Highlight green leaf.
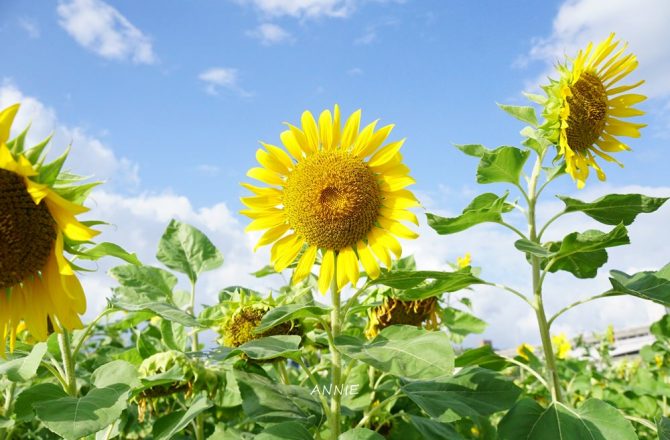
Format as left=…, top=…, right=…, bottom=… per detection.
left=78, top=242, right=141, bottom=265
left=0, top=342, right=47, bottom=382
left=156, top=219, right=224, bottom=283
left=559, top=193, right=668, bottom=226
left=34, top=385, right=131, bottom=439
left=658, top=416, right=670, bottom=440
left=514, top=239, right=552, bottom=258
left=257, top=421, right=314, bottom=440
left=371, top=268, right=485, bottom=293
left=23, top=134, right=52, bottom=164
left=455, top=345, right=509, bottom=371
left=227, top=335, right=302, bottom=360
left=477, top=146, right=531, bottom=185
left=14, top=383, right=68, bottom=422
left=234, top=370, right=324, bottom=425
left=427, top=192, right=512, bottom=235
left=91, top=360, right=140, bottom=389
left=498, top=398, right=637, bottom=440
left=544, top=224, right=630, bottom=279
left=605, top=263, right=670, bottom=307
left=109, top=265, right=177, bottom=299
left=153, top=394, right=212, bottom=440
left=406, top=415, right=464, bottom=439
left=112, top=287, right=201, bottom=327
left=36, top=147, right=70, bottom=185
left=6, top=123, right=30, bottom=154
left=497, top=104, right=539, bottom=126
left=441, top=308, right=487, bottom=337
left=402, top=367, right=521, bottom=418
left=339, top=428, right=386, bottom=439
left=454, top=144, right=490, bottom=158
left=335, top=325, right=454, bottom=380
left=523, top=92, right=547, bottom=105
left=256, top=304, right=330, bottom=334
left=160, top=319, right=188, bottom=351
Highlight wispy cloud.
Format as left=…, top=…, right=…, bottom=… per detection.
left=198, top=67, right=252, bottom=97
left=57, top=0, right=157, bottom=64
left=246, top=23, right=294, bottom=45
left=347, top=67, right=364, bottom=76
left=354, top=16, right=399, bottom=45
left=236, top=0, right=357, bottom=19
left=18, top=18, right=40, bottom=39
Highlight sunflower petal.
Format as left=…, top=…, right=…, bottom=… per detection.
left=356, top=241, right=380, bottom=279
left=292, top=245, right=318, bottom=284
left=0, top=104, right=20, bottom=145
left=341, top=109, right=361, bottom=149
left=318, top=249, right=335, bottom=294
left=368, top=139, right=405, bottom=168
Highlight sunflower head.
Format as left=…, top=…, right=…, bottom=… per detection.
left=217, top=299, right=301, bottom=348
left=516, top=342, right=535, bottom=361
left=241, top=106, right=419, bottom=294
left=0, top=103, right=100, bottom=355
left=542, top=33, right=646, bottom=188
left=551, top=332, right=572, bottom=360
left=365, top=296, right=438, bottom=339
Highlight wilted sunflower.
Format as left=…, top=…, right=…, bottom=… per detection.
left=0, top=103, right=99, bottom=354
left=365, top=296, right=438, bottom=339
left=241, top=106, right=418, bottom=293
left=219, top=304, right=300, bottom=348
left=543, top=33, right=646, bottom=188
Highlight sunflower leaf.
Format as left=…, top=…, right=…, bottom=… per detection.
left=477, top=146, right=531, bottom=185
left=256, top=304, right=330, bottom=334
left=604, top=263, right=670, bottom=307
left=454, top=144, right=491, bottom=158
left=558, top=193, right=668, bottom=226
left=497, top=104, right=539, bottom=127
left=427, top=192, right=512, bottom=235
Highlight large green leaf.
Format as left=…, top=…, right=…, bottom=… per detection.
left=339, top=428, right=385, bottom=439
left=370, top=268, right=485, bottom=293
left=111, top=287, right=201, bottom=327
left=335, top=325, right=454, bottom=380
left=406, top=415, right=464, bottom=439
left=497, top=104, right=539, bottom=127
left=498, top=398, right=637, bottom=440
left=77, top=242, right=142, bottom=265
left=558, top=193, right=668, bottom=226
left=477, top=146, right=530, bottom=185
left=256, top=421, right=314, bottom=440
left=227, top=335, right=301, bottom=360
left=0, top=343, right=47, bottom=382
left=156, top=219, right=224, bottom=283
left=234, top=370, right=324, bottom=425
left=455, top=345, right=508, bottom=371
left=256, top=304, right=330, bottom=334
left=658, top=417, right=670, bottom=440
left=441, top=308, right=487, bottom=338
left=153, top=394, right=212, bottom=440
left=109, top=264, right=177, bottom=299
left=402, top=367, right=521, bottom=419
left=542, top=224, right=630, bottom=279
left=605, top=263, right=670, bottom=306
left=14, top=384, right=68, bottom=422
left=427, top=192, right=511, bottom=235
left=454, top=144, right=491, bottom=158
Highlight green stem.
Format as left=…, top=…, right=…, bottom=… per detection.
left=537, top=211, right=566, bottom=241
left=496, top=221, right=529, bottom=240
left=72, top=308, right=116, bottom=358
left=329, top=267, right=342, bottom=440
left=297, top=358, right=331, bottom=420
left=501, top=355, right=550, bottom=391
left=548, top=293, right=614, bottom=328
left=625, top=415, right=657, bottom=432
left=277, top=360, right=290, bottom=385
left=187, top=280, right=205, bottom=440
left=356, top=391, right=402, bottom=429
left=527, top=153, right=563, bottom=403
left=484, top=282, right=534, bottom=308
left=58, top=330, right=77, bottom=396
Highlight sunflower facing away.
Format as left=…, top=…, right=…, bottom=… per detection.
left=542, top=33, right=646, bottom=188
left=241, top=106, right=419, bottom=293
left=0, top=103, right=99, bottom=354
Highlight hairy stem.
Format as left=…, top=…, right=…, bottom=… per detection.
left=58, top=329, right=77, bottom=396
left=329, top=268, right=342, bottom=439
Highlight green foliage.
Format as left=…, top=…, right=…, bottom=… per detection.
left=558, top=193, right=668, bottom=226
left=477, top=146, right=530, bottom=185
left=497, top=103, right=539, bottom=127
left=427, top=192, right=512, bottom=234
left=605, top=263, right=670, bottom=306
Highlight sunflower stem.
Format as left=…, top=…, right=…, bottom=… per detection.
left=527, top=152, right=563, bottom=403
left=329, top=267, right=342, bottom=439
left=187, top=280, right=205, bottom=440
left=58, top=329, right=77, bottom=397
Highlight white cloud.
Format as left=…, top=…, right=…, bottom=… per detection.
left=354, top=16, right=399, bottom=45
left=198, top=68, right=252, bottom=97
left=57, top=0, right=157, bottom=64
left=0, top=80, right=139, bottom=188
left=525, top=0, right=670, bottom=99
left=347, top=67, right=364, bottom=76
left=247, top=23, right=294, bottom=45
left=237, top=0, right=357, bottom=19
left=18, top=18, right=40, bottom=39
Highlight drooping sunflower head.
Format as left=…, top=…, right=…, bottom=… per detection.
left=241, top=106, right=419, bottom=293
left=542, top=33, right=646, bottom=188
left=0, top=103, right=100, bottom=355
left=365, top=296, right=438, bottom=339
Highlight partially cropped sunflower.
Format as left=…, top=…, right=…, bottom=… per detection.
left=542, top=33, right=646, bottom=188
left=241, top=106, right=418, bottom=293
left=0, top=104, right=99, bottom=354
left=365, top=296, right=438, bottom=339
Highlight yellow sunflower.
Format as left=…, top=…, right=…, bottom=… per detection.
left=241, top=106, right=419, bottom=293
left=542, top=33, right=646, bottom=188
left=0, top=103, right=99, bottom=354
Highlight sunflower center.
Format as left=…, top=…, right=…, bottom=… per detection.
left=565, top=71, right=608, bottom=151
left=0, top=168, right=56, bottom=289
left=283, top=151, right=381, bottom=250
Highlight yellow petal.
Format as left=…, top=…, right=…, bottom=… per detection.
left=0, top=144, right=36, bottom=177
left=340, top=247, right=360, bottom=288
left=380, top=207, right=418, bottom=225
left=54, top=232, right=74, bottom=276
left=240, top=207, right=282, bottom=219
left=44, top=190, right=99, bottom=242
left=369, top=227, right=403, bottom=257
left=380, top=174, right=416, bottom=192
left=292, top=245, right=318, bottom=284
left=608, top=106, right=645, bottom=117
left=605, top=121, right=644, bottom=138
left=352, top=120, right=378, bottom=155
left=247, top=167, right=284, bottom=186
left=332, top=105, right=341, bottom=149
left=0, top=104, right=20, bottom=145
left=241, top=182, right=282, bottom=197
left=270, top=233, right=298, bottom=263
left=341, top=109, right=361, bottom=149
left=256, top=148, right=289, bottom=175
left=368, top=138, right=405, bottom=168
left=356, top=241, right=380, bottom=279
left=356, top=124, right=394, bottom=158
left=301, top=111, right=319, bottom=152
left=240, top=195, right=281, bottom=209
left=336, top=251, right=349, bottom=290
left=245, top=214, right=285, bottom=232
left=25, top=179, right=50, bottom=204
left=280, top=130, right=304, bottom=160
left=318, top=249, right=335, bottom=294
left=274, top=237, right=304, bottom=272
left=382, top=189, right=420, bottom=209
left=608, top=94, right=646, bottom=107
left=607, top=80, right=644, bottom=96
left=262, top=142, right=294, bottom=171
left=319, top=110, right=333, bottom=151
left=254, top=223, right=289, bottom=250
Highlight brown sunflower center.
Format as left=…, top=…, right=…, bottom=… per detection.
left=283, top=151, right=381, bottom=250
left=0, top=168, right=56, bottom=289
left=565, top=71, right=608, bottom=151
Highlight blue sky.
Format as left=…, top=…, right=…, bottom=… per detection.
left=1, top=0, right=669, bottom=348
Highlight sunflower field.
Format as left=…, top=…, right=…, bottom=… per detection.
left=2, top=32, right=670, bottom=440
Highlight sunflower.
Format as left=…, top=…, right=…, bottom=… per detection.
left=241, top=106, right=419, bottom=293
left=542, top=33, right=646, bottom=188
left=365, top=296, right=438, bottom=339
left=0, top=103, right=99, bottom=354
